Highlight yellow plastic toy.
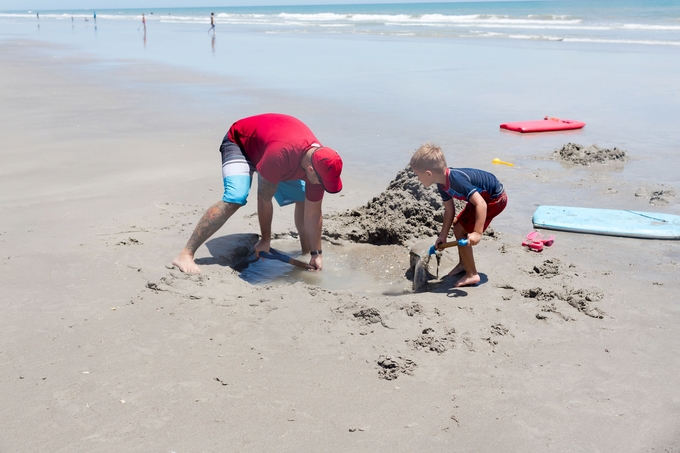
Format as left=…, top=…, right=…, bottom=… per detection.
left=492, top=158, right=514, bottom=167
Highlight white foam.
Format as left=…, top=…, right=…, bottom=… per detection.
left=465, top=31, right=679, bottom=45
left=564, top=37, right=680, bottom=46
left=621, top=23, right=680, bottom=31
left=271, top=12, right=582, bottom=27
left=0, top=13, right=40, bottom=18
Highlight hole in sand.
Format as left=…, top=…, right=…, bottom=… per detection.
left=238, top=240, right=412, bottom=295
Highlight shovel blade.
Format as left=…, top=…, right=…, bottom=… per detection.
left=409, top=240, right=438, bottom=292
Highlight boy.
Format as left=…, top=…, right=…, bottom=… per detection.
left=410, top=143, right=507, bottom=287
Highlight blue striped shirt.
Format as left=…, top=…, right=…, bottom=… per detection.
left=437, top=168, right=504, bottom=203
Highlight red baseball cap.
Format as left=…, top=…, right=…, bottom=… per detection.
left=312, top=147, right=343, bottom=194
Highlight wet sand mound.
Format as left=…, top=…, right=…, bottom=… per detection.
left=377, top=355, right=417, bottom=380
left=635, top=186, right=677, bottom=206
left=324, top=167, right=464, bottom=246
left=522, top=286, right=605, bottom=319
left=553, top=143, right=628, bottom=166
left=406, top=326, right=457, bottom=354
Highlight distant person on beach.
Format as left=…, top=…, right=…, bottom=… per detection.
left=209, top=12, right=215, bottom=32
left=172, top=113, right=344, bottom=274
left=410, top=143, right=507, bottom=287
left=93, top=11, right=96, bottom=22
left=142, top=13, right=146, bottom=31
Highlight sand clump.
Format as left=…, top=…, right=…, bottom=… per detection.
left=531, top=258, right=574, bottom=279
left=406, top=326, right=457, bottom=354
left=377, top=355, right=417, bottom=380
left=353, top=307, right=383, bottom=325
left=522, top=286, right=605, bottom=319
left=324, top=167, right=465, bottom=246
left=635, top=186, right=676, bottom=206
left=399, top=302, right=423, bottom=317
left=552, top=143, right=628, bottom=166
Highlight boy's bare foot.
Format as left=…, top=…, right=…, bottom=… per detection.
left=172, top=251, right=201, bottom=274
left=447, top=263, right=465, bottom=276
left=455, top=274, right=480, bottom=287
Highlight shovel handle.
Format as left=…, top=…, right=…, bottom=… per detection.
left=288, top=257, right=316, bottom=270
left=437, top=238, right=469, bottom=250
left=259, top=249, right=315, bottom=270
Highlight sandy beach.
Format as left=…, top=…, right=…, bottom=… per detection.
left=1, top=31, right=680, bottom=453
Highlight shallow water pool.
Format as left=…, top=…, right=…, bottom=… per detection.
left=238, top=240, right=413, bottom=295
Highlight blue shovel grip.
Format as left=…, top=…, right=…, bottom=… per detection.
left=258, top=249, right=289, bottom=263
left=429, top=238, right=469, bottom=255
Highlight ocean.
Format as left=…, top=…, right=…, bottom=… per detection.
left=1, top=1, right=679, bottom=205
left=3, top=1, right=680, bottom=46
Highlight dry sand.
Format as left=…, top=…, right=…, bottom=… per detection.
left=2, top=41, right=680, bottom=452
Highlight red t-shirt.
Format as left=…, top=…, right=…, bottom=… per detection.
left=226, top=113, right=324, bottom=202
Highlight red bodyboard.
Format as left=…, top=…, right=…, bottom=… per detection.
left=500, top=118, right=585, bottom=133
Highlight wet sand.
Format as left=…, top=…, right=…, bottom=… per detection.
left=1, top=40, right=680, bottom=452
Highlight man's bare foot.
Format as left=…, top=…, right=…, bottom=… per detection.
left=447, top=263, right=465, bottom=276
left=455, top=273, right=480, bottom=287
left=172, top=251, right=201, bottom=274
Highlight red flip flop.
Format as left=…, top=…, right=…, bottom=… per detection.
left=521, top=239, right=543, bottom=252
left=526, top=231, right=555, bottom=247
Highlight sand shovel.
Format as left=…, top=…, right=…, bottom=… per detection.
left=410, top=238, right=468, bottom=292
left=259, top=248, right=316, bottom=270
left=427, top=238, right=469, bottom=257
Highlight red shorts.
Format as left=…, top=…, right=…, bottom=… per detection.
left=456, top=191, right=507, bottom=234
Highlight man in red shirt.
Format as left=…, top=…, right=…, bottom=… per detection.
left=172, top=113, right=343, bottom=274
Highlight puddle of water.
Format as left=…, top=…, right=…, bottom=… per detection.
left=238, top=240, right=412, bottom=295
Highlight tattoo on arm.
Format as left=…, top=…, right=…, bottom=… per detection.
left=258, top=174, right=278, bottom=201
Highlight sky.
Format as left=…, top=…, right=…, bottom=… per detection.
left=1, top=0, right=505, bottom=13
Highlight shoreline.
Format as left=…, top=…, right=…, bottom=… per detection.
left=1, top=38, right=680, bottom=452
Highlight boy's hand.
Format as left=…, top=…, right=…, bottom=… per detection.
left=468, top=232, right=482, bottom=246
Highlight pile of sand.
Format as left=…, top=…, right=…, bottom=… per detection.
left=552, top=143, right=628, bottom=165
left=323, top=167, right=465, bottom=245
left=635, top=186, right=676, bottom=206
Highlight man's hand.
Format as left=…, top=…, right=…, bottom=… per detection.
left=254, top=238, right=271, bottom=259
left=309, top=253, right=323, bottom=271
